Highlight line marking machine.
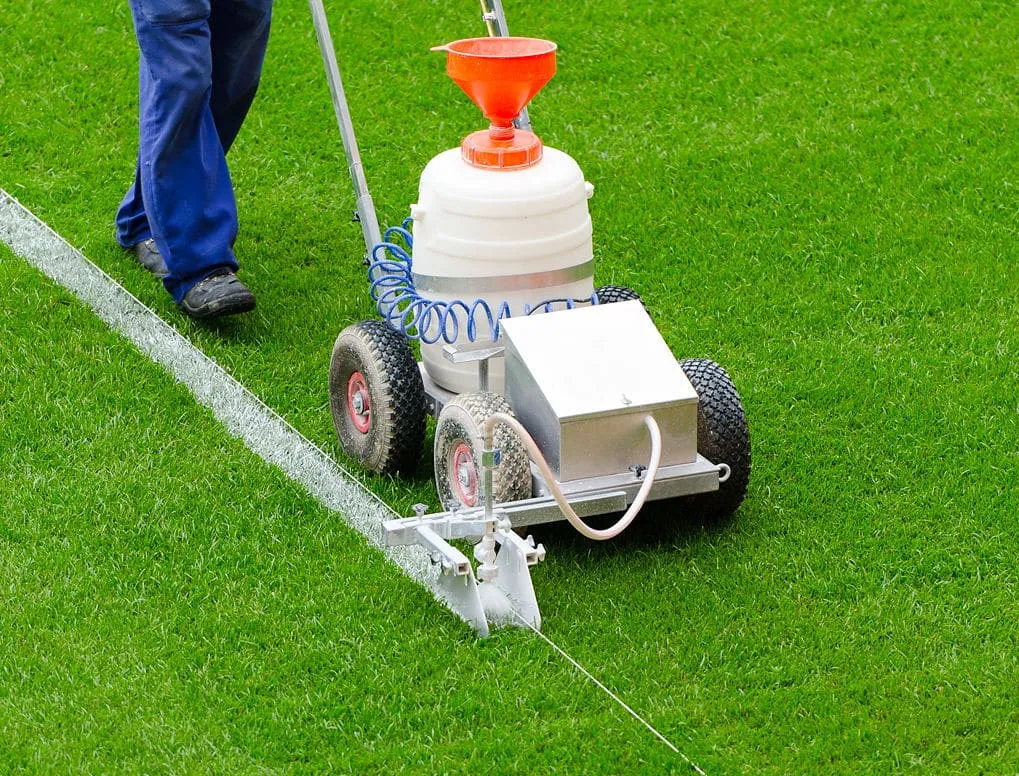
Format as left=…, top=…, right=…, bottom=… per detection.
left=309, top=0, right=751, bottom=636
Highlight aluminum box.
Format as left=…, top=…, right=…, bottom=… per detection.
left=501, top=300, right=698, bottom=482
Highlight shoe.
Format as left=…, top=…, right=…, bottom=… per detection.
left=130, top=238, right=169, bottom=277
left=179, top=269, right=256, bottom=320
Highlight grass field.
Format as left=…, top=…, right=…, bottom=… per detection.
left=3, top=0, right=1019, bottom=772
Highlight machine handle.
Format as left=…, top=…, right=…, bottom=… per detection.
left=307, top=0, right=383, bottom=257
left=308, top=0, right=531, bottom=259
left=478, top=0, right=533, bottom=132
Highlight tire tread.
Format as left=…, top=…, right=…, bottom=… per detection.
left=679, top=358, right=751, bottom=520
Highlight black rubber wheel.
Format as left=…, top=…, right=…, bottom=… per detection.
left=679, top=358, right=751, bottom=521
left=329, top=320, right=427, bottom=475
left=595, top=284, right=645, bottom=309
left=434, top=392, right=532, bottom=512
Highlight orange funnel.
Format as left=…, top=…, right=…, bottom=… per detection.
left=433, top=37, right=557, bottom=169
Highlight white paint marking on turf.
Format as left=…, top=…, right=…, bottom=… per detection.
left=0, top=189, right=691, bottom=761
left=0, top=190, right=440, bottom=596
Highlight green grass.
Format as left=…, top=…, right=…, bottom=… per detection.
left=3, top=0, right=1019, bottom=772
left=0, top=252, right=681, bottom=773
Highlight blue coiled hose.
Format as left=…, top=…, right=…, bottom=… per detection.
left=368, top=219, right=598, bottom=345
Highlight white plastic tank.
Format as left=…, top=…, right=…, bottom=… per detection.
left=411, top=145, right=595, bottom=394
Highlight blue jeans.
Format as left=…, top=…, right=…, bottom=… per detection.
left=116, top=0, right=273, bottom=303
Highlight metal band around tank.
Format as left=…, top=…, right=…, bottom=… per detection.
left=412, top=259, right=594, bottom=295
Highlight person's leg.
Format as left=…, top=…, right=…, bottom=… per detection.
left=116, top=155, right=169, bottom=277
left=208, top=0, right=274, bottom=153
left=114, top=162, right=150, bottom=248
left=121, top=0, right=272, bottom=249
left=125, top=0, right=241, bottom=304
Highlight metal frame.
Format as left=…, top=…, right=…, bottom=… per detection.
left=395, top=338, right=726, bottom=632
left=388, top=453, right=722, bottom=532
left=381, top=440, right=725, bottom=633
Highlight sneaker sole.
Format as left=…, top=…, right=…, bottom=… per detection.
left=180, top=291, right=256, bottom=320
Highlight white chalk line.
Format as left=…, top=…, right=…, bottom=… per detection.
left=0, top=188, right=698, bottom=765
left=0, top=189, right=438, bottom=590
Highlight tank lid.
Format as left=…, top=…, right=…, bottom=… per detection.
left=432, top=37, right=556, bottom=170
left=459, top=128, right=543, bottom=169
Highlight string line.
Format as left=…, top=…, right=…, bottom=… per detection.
left=512, top=611, right=706, bottom=775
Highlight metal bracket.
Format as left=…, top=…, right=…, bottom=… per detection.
left=381, top=509, right=545, bottom=635
left=383, top=512, right=495, bottom=548
left=484, top=530, right=544, bottom=629
left=442, top=343, right=505, bottom=392
left=441, top=344, right=505, bottom=364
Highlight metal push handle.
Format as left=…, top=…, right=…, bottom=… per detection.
left=307, top=0, right=382, bottom=257
left=479, top=0, right=533, bottom=131
left=308, top=0, right=531, bottom=258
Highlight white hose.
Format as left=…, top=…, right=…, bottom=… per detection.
left=484, top=412, right=663, bottom=541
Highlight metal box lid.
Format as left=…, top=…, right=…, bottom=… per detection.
left=500, top=300, right=697, bottom=421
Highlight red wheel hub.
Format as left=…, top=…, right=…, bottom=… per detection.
left=346, top=372, right=371, bottom=434
left=451, top=442, right=478, bottom=507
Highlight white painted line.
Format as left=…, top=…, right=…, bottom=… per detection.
left=0, top=189, right=691, bottom=760
left=0, top=189, right=444, bottom=606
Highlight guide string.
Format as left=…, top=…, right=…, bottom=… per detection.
left=511, top=610, right=706, bottom=775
